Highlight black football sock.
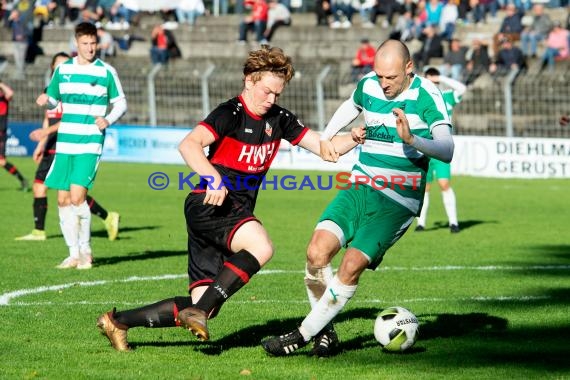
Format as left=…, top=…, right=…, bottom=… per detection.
left=86, top=195, right=108, bottom=220
left=4, top=162, right=26, bottom=182
left=113, top=297, right=192, bottom=328
left=194, top=250, right=261, bottom=317
left=33, top=197, right=48, bottom=230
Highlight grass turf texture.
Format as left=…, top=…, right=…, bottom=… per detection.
left=1, top=158, right=569, bottom=379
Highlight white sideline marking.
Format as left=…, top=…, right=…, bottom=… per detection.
left=5, top=295, right=552, bottom=307
left=1, top=265, right=569, bottom=306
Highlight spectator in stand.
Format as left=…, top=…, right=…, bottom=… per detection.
left=425, top=0, right=443, bottom=28
left=66, top=0, right=86, bottom=24
left=566, top=5, right=570, bottom=57
left=315, top=0, right=331, bottom=26
left=412, top=0, right=428, bottom=38
left=520, top=3, right=552, bottom=58
left=369, top=0, right=401, bottom=29
left=539, top=21, right=570, bottom=72
left=53, top=0, right=69, bottom=26
left=473, top=0, right=497, bottom=25
left=350, top=37, right=375, bottom=83
left=118, top=0, right=139, bottom=26
left=492, top=3, right=523, bottom=57
left=412, top=25, right=444, bottom=71
left=176, top=0, right=205, bottom=27
left=359, top=0, right=376, bottom=28
left=389, top=10, right=415, bottom=41
left=330, top=0, right=356, bottom=29
left=96, top=21, right=114, bottom=59
left=490, top=37, right=526, bottom=76
left=389, top=0, right=418, bottom=39
left=150, top=24, right=169, bottom=65
left=238, top=0, right=269, bottom=44
left=441, top=38, right=468, bottom=82
left=457, top=0, right=470, bottom=23
left=264, top=0, right=291, bottom=42
left=464, top=38, right=490, bottom=85
left=97, top=0, right=120, bottom=24
left=79, top=0, right=100, bottom=24
left=9, top=0, right=35, bottom=79
left=439, top=0, right=458, bottom=41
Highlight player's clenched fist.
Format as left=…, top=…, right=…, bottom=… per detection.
left=36, top=93, right=49, bottom=107
left=203, top=187, right=228, bottom=206
left=320, top=140, right=339, bottom=162
left=351, top=126, right=366, bottom=144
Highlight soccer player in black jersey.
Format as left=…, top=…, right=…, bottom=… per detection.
left=96, top=45, right=355, bottom=351
left=15, top=52, right=120, bottom=248
left=0, top=80, right=29, bottom=191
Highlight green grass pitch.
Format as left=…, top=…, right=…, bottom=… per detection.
left=1, top=157, right=569, bottom=379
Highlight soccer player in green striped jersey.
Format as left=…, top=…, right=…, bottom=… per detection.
left=35, top=22, right=127, bottom=270
left=415, top=66, right=465, bottom=234
left=262, top=39, right=455, bottom=357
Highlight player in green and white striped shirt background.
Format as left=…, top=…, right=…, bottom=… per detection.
left=415, top=66, right=465, bottom=234
left=36, top=22, right=127, bottom=270
left=262, top=39, right=455, bottom=357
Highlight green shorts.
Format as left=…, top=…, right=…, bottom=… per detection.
left=318, top=184, right=415, bottom=270
left=44, top=153, right=100, bottom=190
left=426, top=159, right=451, bottom=182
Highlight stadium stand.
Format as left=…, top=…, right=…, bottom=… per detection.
left=0, top=4, right=568, bottom=136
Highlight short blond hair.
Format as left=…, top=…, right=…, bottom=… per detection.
left=243, top=46, right=295, bottom=84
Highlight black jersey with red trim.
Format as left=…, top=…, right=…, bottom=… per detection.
left=44, top=102, right=63, bottom=154
left=0, top=93, right=9, bottom=130
left=196, top=95, right=309, bottom=209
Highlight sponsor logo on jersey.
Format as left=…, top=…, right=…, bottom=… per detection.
left=245, top=128, right=253, bottom=133
left=237, top=141, right=277, bottom=168
left=366, top=124, right=394, bottom=143
left=63, top=74, right=72, bottom=82
left=265, top=122, right=272, bottom=137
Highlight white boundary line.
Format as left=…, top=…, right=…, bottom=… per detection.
left=6, top=295, right=550, bottom=307
left=1, top=265, right=568, bottom=306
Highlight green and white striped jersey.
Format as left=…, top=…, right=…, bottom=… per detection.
left=441, top=89, right=462, bottom=117
left=46, top=57, right=125, bottom=156
left=350, top=72, right=451, bottom=213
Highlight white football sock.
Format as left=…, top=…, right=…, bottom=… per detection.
left=304, top=263, right=334, bottom=308
left=417, top=191, right=430, bottom=227
left=442, top=188, right=458, bottom=225
left=299, top=275, right=357, bottom=341
left=72, top=201, right=92, bottom=252
left=58, top=205, right=79, bottom=258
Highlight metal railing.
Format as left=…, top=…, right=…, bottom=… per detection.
left=4, top=60, right=570, bottom=137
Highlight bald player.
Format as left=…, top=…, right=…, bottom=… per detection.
left=262, top=39, right=455, bottom=357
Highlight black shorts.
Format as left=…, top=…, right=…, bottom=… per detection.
left=35, top=153, right=55, bottom=183
left=184, top=191, right=258, bottom=291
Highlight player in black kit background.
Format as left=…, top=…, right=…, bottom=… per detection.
left=96, top=45, right=356, bottom=351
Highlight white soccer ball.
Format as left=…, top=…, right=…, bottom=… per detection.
left=374, top=306, right=419, bottom=352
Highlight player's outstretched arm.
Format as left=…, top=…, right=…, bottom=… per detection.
left=297, top=129, right=321, bottom=156
left=331, top=133, right=358, bottom=155
left=317, top=98, right=361, bottom=162
left=438, top=75, right=467, bottom=97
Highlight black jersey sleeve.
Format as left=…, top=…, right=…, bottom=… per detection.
left=201, top=100, right=241, bottom=141
left=279, top=109, right=309, bottom=146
